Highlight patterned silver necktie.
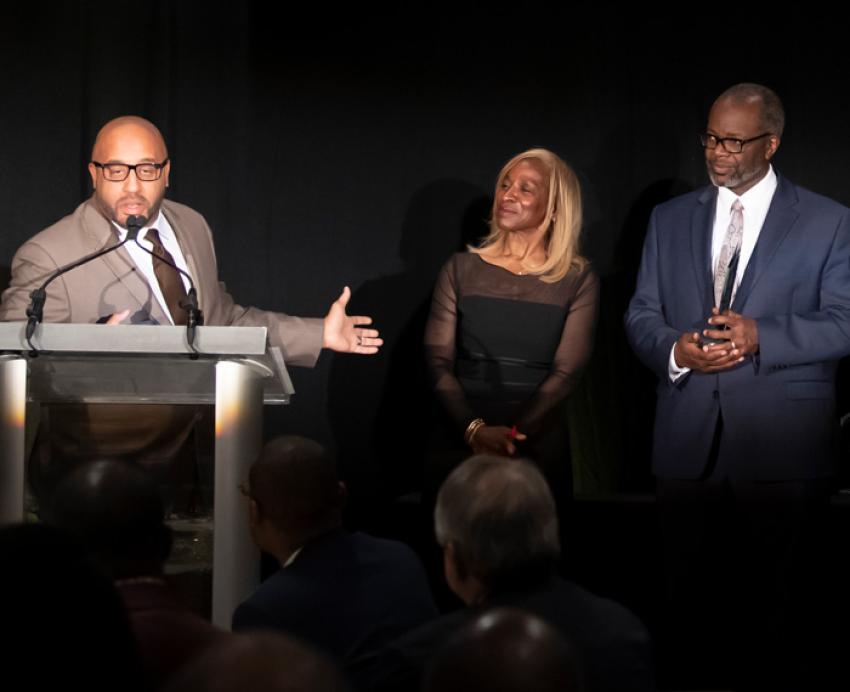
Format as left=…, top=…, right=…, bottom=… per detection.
left=714, top=199, right=744, bottom=307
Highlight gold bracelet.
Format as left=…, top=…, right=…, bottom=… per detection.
left=464, top=418, right=485, bottom=446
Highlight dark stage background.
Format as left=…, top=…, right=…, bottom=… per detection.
left=3, top=5, right=850, bottom=514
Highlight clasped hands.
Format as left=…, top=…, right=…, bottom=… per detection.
left=673, top=308, right=758, bottom=373
left=470, top=425, right=528, bottom=457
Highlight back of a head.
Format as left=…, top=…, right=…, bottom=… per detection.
left=0, top=523, right=149, bottom=691
left=434, top=455, right=560, bottom=592
left=424, top=607, right=584, bottom=692
left=250, top=435, right=344, bottom=532
left=164, top=631, right=349, bottom=692
left=48, top=458, right=170, bottom=578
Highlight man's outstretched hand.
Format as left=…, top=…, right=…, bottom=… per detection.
left=323, top=286, right=382, bottom=354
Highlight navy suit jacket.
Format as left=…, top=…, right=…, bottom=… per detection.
left=231, top=529, right=438, bottom=663
left=357, top=574, right=654, bottom=692
left=626, top=174, right=850, bottom=481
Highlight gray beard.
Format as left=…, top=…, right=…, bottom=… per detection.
left=707, top=169, right=743, bottom=190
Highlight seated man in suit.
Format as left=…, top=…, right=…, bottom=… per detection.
left=0, top=115, right=382, bottom=506
left=47, top=458, right=229, bottom=687
left=232, top=435, right=438, bottom=665
left=359, top=455, right=654, bottom=692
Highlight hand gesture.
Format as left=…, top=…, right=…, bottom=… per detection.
left=322, top=286, right=383, bottom=354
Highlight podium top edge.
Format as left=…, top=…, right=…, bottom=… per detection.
left=0, top=323, right=268, bottom=355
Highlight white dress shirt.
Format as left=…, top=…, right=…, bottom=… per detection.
left=113, top=211, right=193, bottom=325
left=668, top=165, right=778, bottom=380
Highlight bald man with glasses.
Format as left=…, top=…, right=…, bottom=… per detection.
left=626, top=83, right=850, bottom=689
left=0, top=116, right=381, bottom=503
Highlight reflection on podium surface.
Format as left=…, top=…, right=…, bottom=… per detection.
left=21, top=408, right=219, bottom=620
left=167, top=516, right=215, bottom=619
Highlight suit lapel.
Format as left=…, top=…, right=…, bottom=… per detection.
left=690, top=186, right=717, bottom=313
left=732, top=175, right=799, bottom=312
left=80, top=200, right=169, bottom=323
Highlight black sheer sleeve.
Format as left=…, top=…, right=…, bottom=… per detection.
left=515, top=267, right=599, bottom=435
left=424, top=256, right=476, bottom=432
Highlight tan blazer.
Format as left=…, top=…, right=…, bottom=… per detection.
left=0, top=198, right=324, bottom=492
left=0, top=198, right=324, bottom=366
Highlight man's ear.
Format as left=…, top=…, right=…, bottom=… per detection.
left=444, top=541, right=484, bottom=605
left=249, top=498, right=262, bottom=528
left=445, top=541, right=467, bottom=581
left=765, top=134, right=781, bottom=160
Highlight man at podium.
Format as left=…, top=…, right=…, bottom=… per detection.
left=0, top=116, right=381, bottom=506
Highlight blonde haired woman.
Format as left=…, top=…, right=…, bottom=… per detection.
left=425, top=148, right=599, bottom=500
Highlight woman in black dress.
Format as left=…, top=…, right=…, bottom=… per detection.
left=424, top=148, right=598, bottom=503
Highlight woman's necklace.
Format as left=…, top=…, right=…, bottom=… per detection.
left=506, top=255, right=543, bottom=276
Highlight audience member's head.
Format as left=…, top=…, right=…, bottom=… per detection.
left=434, top=455, right=560, bottom=603
left=48, top=458, right=171, bottom=579
left=244, top=436, right=345, bottom=562
left=0, top=522, right=149, bottom=691
left=423, top=607, right=584, bottom=692
left=163, top=631, right=349, bottom=692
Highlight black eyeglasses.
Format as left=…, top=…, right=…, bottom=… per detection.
left=91, top=159, right=169, bottom=182
left=699, top=133, right=771, bottom=154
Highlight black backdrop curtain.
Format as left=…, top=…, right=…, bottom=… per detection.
left=3, top=5, right=849, bottom=513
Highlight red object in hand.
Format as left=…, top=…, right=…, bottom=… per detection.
left=508, top=425, right=518, bottom=440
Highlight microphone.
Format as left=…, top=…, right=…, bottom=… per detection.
left=25, top=214, right=147, bottom=354
left=130, top=219, right=204, bottom=354
left=126, top=215, right=147, bottom=233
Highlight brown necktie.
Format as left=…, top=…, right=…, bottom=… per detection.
left=146, top=229, right=189, bottom=325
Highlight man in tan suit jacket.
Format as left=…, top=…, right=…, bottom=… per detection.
left=0, top=116, right=381, bottom=504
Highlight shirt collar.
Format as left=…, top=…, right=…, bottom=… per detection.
left=282, top=547, right=303, bottom=568
left=113, top=210, right=173, bottom=243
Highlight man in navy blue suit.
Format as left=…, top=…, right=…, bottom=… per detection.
left=232, top=436, right=437, bottom=668
left=626, top=83, right=850, bottom=689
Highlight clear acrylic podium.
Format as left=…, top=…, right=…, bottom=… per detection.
left=0, top=322, right=293, bottom=628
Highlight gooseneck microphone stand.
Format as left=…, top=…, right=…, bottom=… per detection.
left=130, top=224, right=204, bottom=355
left=24, top=215, right=147, bottom=355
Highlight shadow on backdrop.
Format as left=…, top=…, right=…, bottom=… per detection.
left=327, top=179, right=490, bottom=531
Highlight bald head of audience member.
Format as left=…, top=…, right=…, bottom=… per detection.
left=49, top=458, right=171, bottom=580
left=423, top=607, right=584, bottom=692
left=434, top=455, right=560, bottom=604
left=88, top=115, right=171, bottom=228
left=245, top=436, right=346, bottom=565
left=163, top=631, right=349, bottom=692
